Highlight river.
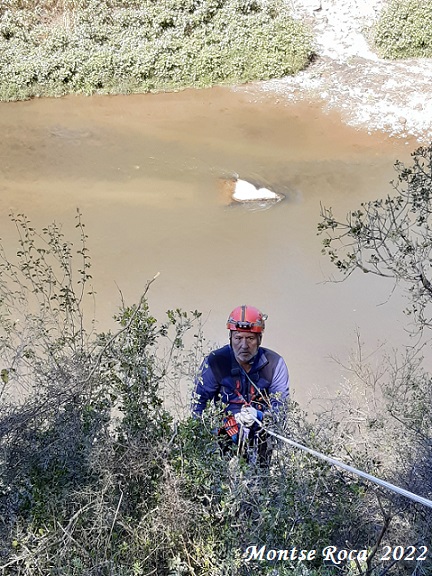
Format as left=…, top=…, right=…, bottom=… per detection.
left=0, top=86, right=422, bottom=409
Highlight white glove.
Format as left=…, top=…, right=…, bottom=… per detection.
left=235, top=406, right=258, bottom=427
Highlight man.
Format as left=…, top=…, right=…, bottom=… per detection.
left=192, top=305, right=289, bottom=464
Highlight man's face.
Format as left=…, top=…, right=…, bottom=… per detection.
left=231, top=331, right=260, bottom=365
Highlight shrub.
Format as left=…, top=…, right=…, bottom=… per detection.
left=372, top=0, right=432, bottom=59
left=0, top=0, right=314, bottom=100
left=318, top=144, right=432, bottom=331
left=1, top=211, right=431, bottom=575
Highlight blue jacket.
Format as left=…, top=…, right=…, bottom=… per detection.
left=192, top=344, right=289, bottom=417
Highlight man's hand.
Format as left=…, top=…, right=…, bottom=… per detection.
left=235, top=406, right=260, bottom=427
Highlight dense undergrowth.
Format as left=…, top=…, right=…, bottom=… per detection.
left=0, top=206, right=431, bottom=575
left=1, top=0, right=432, bottom=101
left=0, top=0, right=313, bottom=101
left=372, top=0, right=432, bottom=59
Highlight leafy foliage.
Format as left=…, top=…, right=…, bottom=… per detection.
left=317, top=143, right=432, bottom=573
left=319, top=144, right=432, bottom=331
left=0, top=0, right=314, bottom=100
left=1, top=212, right=431, bottom=575
left=372, top=0, right=432, bottom=59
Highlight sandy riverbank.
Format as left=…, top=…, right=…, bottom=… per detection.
left=238, top=0, right=432, bottom=143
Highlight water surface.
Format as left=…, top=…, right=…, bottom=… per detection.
left=0, top=87, right=421, bottom=408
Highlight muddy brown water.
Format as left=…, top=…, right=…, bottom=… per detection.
left=0, top=86, right=424, bottom=410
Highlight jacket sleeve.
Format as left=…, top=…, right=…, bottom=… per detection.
left=268, top=357, right=289, bottom=411
left=191, top=356, right=220, bottom=416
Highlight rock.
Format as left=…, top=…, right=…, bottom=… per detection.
left=232, top=179, right=284, bottom=203
left=218, top=177, right=284, bottom=208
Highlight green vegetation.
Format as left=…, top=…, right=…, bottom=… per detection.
left=372, top=0, right=432, bottom=59
left=1, top=194, right=432, bottom=574
left=317, top=143, right=432, bottom=573
left=319, top=144, right=432, bottom=332
left=0, top=0, right=313, bottom=101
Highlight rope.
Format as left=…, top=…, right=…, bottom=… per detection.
left=255, top=418, right=432, bottom=510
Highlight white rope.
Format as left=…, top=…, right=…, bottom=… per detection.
left=256, top=419, right=432, bottom=510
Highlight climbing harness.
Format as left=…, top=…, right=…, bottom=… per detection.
left=254, top=417, right=432, bottom=510
left=223, top=414, right=239, bottom=438
left=242, top=368, right=272, bottom=410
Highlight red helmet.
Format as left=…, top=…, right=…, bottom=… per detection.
left=227, top=305, right=266, bottom=333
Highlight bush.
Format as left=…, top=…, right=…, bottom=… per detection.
left=0, top=0, right=314, bottom=100
left=318, top=144, right=432, bottom=331
left=1, top=211, right=432, bottom=575
left=372, top=0, right=432, bottom=59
